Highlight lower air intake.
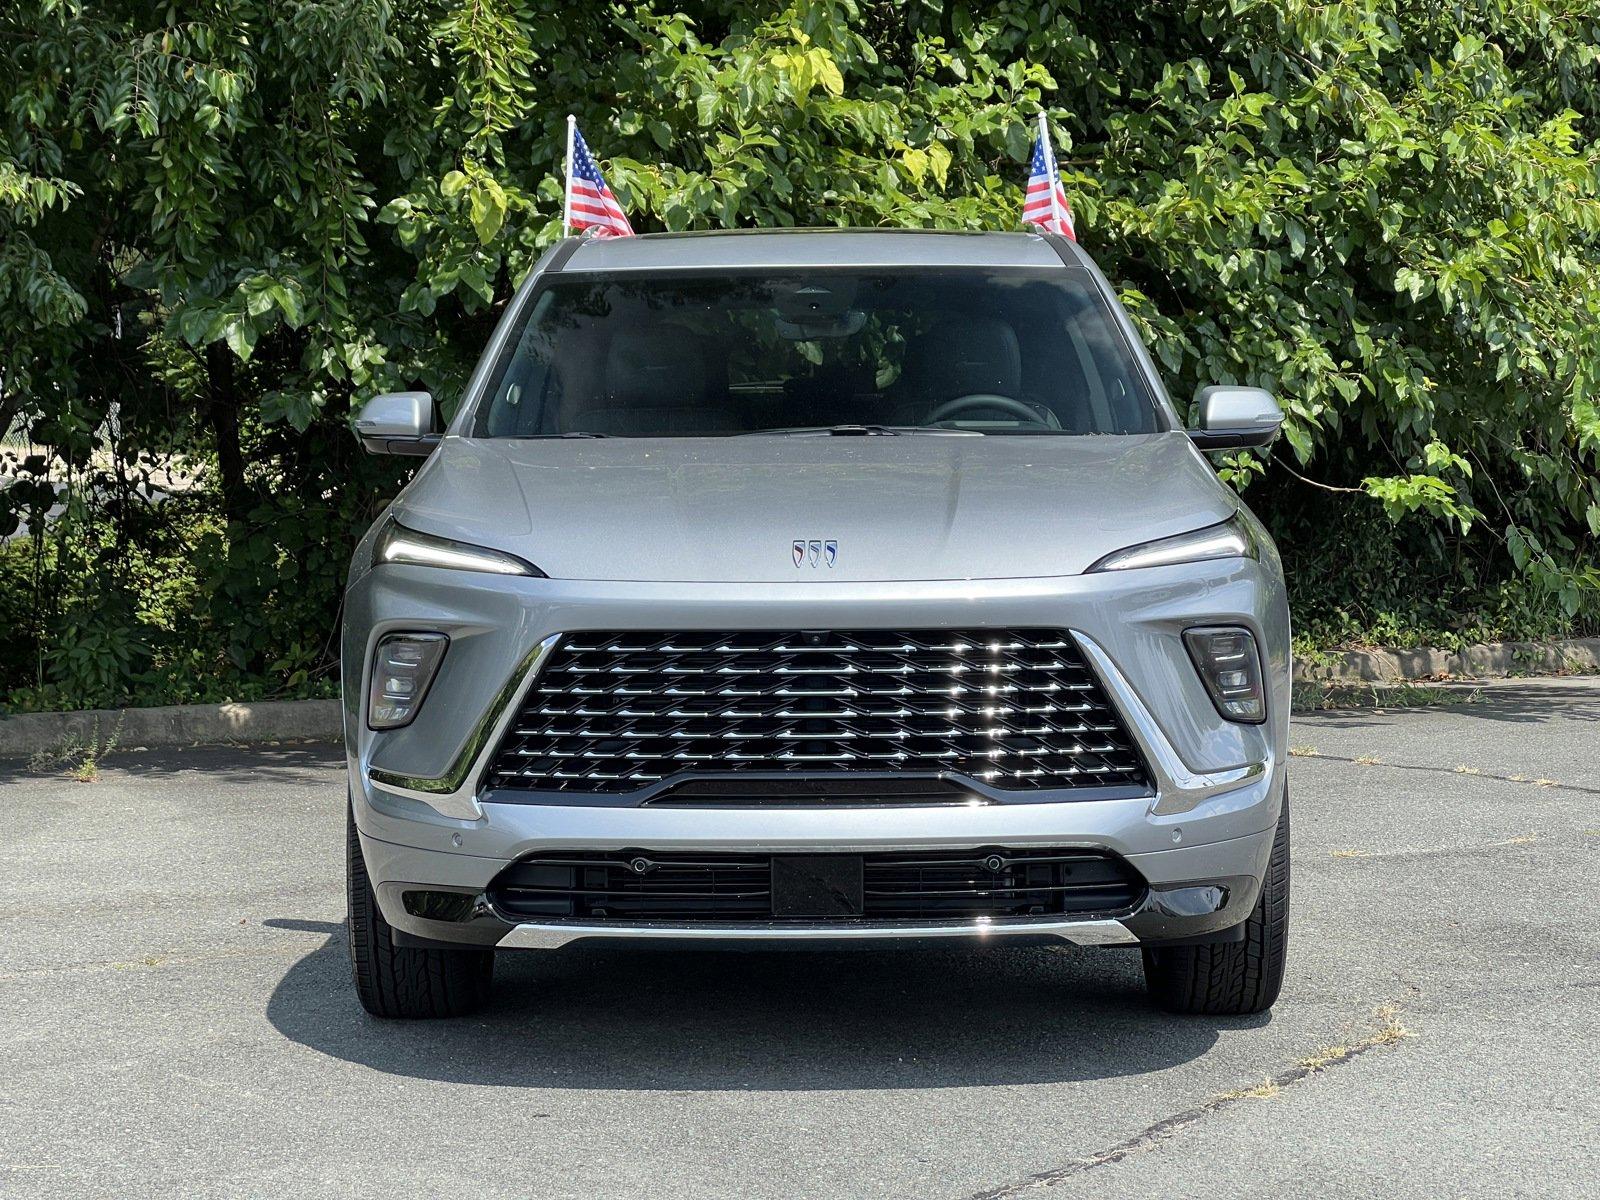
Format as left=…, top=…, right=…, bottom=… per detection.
left=486, top=849, right=1145, bottom=924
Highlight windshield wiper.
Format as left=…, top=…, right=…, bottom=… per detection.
left=738, top=424, right=980, bottom=437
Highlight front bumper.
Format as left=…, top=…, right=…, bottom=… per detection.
left=344, top=557, right=1290, bottom=950
left=356, top=743, right=1280, bottom=949
left=360, top=813, right=1273, bottom=951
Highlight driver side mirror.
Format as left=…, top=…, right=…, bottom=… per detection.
left=1187, top=386, right=1284, bottom=452
left=354, top=392, right=440, bottom=457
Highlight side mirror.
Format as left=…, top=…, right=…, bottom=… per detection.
left=354, top=392, right=440, bottom=457
left=1187, top=385, right=1284, bottom=452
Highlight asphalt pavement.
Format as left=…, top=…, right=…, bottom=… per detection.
left=3, top=680, right=1597, bottom=1198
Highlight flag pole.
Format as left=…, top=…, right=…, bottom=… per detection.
left=1037, top=110, right=1061, bottom=231
left=562, top=114, right=576, bottom=238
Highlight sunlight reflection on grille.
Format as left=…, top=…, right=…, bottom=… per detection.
left=486, top=629, right=1150, bottom=794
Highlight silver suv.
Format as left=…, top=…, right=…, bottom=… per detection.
left=343, top=229, right=1291, bottom=1019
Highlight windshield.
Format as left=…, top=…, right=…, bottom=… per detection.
left=473, top=267, right=1163, bottom=437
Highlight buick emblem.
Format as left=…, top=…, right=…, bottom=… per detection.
left=793, top=538, right=838, bottom=568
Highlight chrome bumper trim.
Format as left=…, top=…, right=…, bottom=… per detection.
left=368, top=633, right=563, bottom=820
left=496, top=915, right=1139, bottom=950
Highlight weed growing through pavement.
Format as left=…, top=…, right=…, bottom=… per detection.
left=1207, top=1005, right=1414, bottom=1111
left=1297, top=1006, right=1413, bottom=1073
left=1215, top=1080, right=1281, bottom=1102
left=27, top=713, right=124, bottom=783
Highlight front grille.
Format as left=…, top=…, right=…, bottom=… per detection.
left=485, top=629, right=1149, bottom=794
left=486, top=849, right=1145, bottom=923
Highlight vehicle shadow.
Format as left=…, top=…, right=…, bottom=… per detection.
left=264, top=919, right=1262, bottom=1091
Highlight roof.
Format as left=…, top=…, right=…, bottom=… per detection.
left=560, top=228, right=1083, bottom=272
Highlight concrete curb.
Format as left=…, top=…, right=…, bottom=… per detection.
left=3, top=637, right=1597, bottom=759
left=0, top=699, right=342, bottom=760
left=1292, top=638, right=1600, bottom=684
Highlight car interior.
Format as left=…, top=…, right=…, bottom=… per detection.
left=479, top=271, right=1160, bottom=437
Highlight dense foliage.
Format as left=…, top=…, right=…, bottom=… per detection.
left=3, top=0, right=1598, bottom=709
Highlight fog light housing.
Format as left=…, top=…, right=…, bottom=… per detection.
left=367, top=632, right=449, bottom=730
left=1183, top=626, right=1266, bottom=724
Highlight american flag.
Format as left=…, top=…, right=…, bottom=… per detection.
left=565, top=120, right=634, bottom=238
left=1022, top=117, right=1075, bottom=241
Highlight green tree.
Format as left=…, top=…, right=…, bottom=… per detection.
left=2, top=0, right=1597, bottom=708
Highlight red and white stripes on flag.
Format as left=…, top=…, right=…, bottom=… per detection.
left=563, top=115, right=634, bottom=238
left=1022, top=112, right=1076, bottom=241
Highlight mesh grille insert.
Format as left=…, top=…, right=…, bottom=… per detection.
left=486, top=629, right=1149, bottom=794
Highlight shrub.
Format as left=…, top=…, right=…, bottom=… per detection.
left=2, top=1, right=1597, bottom=707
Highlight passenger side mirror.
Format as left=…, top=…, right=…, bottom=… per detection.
left=354, top=392, right=440, bottom=457
left=1187, top=386, right=1284, bottom=452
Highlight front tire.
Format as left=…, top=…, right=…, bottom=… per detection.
left=1142, top=791, right=1290, bottom=1015
left=346, top=803, right=493, bottom=1018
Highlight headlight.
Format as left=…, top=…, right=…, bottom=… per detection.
left=1087, top=515, right=1257, bottom=573
left=372, top=518, right=544, bottom=577
left=367, top=632, right=449, bottom=729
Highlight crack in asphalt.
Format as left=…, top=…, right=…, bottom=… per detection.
left=1293, top=751, right=1600, bottom=796
left=964, top=1004, right=1415, bottom=1199
left=1326, top=834, right=1546, bottom=863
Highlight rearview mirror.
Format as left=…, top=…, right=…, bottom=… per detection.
left=354, top=392, right=440, bottom=457
left=1187, top=386, right=1284, bottom=452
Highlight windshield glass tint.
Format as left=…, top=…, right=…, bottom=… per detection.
left=474, top=268, right=1162, bottom=437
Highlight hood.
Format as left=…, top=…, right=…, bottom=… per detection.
left=397, top=431, right=1236, bottom=583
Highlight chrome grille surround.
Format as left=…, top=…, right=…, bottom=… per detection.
left=484, top=629, right=1151, bottom=795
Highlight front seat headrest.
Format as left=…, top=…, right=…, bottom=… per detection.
left=900, top=316, right=1023, bottom=401
left=558, top=325, right=735, bottom=435
left=602, top=328, right=709, bottom=411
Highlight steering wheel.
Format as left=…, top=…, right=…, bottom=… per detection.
left=926, top=394, right=1054, bottom=427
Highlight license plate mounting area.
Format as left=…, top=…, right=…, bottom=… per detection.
left=770, top=855, right=864, bottom=917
